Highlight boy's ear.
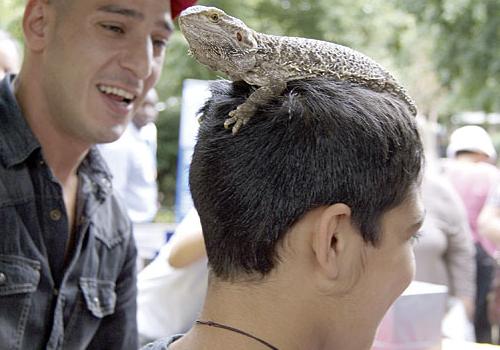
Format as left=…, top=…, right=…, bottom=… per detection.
left=312, top=203, right=352, bottom=280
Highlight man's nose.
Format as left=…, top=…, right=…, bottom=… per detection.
left=120, top=38, right=154, bottom=80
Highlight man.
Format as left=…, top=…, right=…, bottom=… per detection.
left=0, top=0, right=194, bottom=349
left=99, top=88, right=161, bottom=223
left=0, top=29, right=21, bottom=79
left=443, top=125, right=499, bottom=343
left=413, top=171, right=476, bottom=340
left=144, top=78, right=425, bottom=350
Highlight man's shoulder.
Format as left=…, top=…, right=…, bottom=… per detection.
left=0, top=76, right=39, bottom=168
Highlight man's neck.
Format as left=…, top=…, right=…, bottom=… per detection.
left=13, top=71, right=89, bottom=182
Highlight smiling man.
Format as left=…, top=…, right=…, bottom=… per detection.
left=0, top=0, right=194, bottom=349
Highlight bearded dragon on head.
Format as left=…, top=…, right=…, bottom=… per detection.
left=179, top=5, right=417, bottom=134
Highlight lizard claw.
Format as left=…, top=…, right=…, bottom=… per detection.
left=231, top=119, right=244, bottom=134
left=224, top=109, right=250, bottom=134
left=224, top=116, right=242, bottom=134
left=224, top=116, right=236, bottom=129
left=224, top=109, right=239, bottom=130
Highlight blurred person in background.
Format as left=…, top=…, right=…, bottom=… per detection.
left=413, top=117, right=476, bottom=340
left=99, top=88, right=161, bottom=223
left=137, top=208, right=208, bottom=345
left=0, top=29, right=21, bottom=78
left=441, top=125, right=500, bottom=343
left=413, top=172, right=476, bottom=340
left=479, top=183, right=500, bottom=256
left=478, top=182, right=500, bottom=344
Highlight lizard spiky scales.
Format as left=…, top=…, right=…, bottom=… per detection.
left=179, top=5, right=417, bottom=134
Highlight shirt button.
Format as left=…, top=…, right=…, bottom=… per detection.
left=49, top=209, right=62, bottom=221
left=93, top=297, right=100, bottom=307
left=0, top=272, right=6, bottom=285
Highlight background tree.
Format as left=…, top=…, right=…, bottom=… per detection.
left=0, top=0, right=23, bottom=40
left=399, top=0, right=500, bottom=114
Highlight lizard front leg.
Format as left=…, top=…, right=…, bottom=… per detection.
left=224, top=81, right=287, bottom=134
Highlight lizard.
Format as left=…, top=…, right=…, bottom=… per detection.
left=178, top=5, right=417, bottom=134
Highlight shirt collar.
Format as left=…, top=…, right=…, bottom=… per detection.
left=79, top=147, right=114, bottom=203
left=0, top=75, right=41, bottom=168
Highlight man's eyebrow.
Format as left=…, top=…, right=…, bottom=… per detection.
left=98, top=5, right=144, bottom=20
left=97, top=5, right=174, bottom=32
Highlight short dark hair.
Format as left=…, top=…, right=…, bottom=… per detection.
left=189, top=78, right=423, bottom=280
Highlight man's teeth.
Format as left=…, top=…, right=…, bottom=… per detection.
left=98, top=85, right=135, bottom=101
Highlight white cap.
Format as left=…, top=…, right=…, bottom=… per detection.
left=446, top=125, right=497, bottom=160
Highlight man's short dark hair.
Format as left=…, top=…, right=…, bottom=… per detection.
left=189, top=78, right=423, bottom=280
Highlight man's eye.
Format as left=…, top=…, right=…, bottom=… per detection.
left=153, top=39, right=168, bottom=51
left=101, top=24, right=125, bottom=34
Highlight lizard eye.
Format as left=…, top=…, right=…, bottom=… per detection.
left=209, top=13, right=220, bottom=22
left=236, top=32, right=242, bottom=41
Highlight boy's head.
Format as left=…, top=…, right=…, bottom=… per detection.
left=190, top=78, right=424, bottom=281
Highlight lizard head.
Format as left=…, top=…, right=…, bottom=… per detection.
left=179, top=6, right=259, bottom=78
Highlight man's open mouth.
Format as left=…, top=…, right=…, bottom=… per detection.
left=97, top=84, right=136, bottom=105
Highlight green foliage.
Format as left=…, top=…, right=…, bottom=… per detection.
left=156, top=102, right=181, bottom=207
left=2, top=0, right=499, bottom=210
left=0, top=0, right=24, bottom=40
left=398, top=0, right=500, bottom=115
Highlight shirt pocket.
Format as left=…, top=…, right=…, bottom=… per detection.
left=0, top=255, right=41, bottom=296
left=79, top=277, right=117, bottom=318
left=0, top=255, right=41, bottom=350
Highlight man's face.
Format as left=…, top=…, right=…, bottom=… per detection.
left=40, top=0, right=172, bottom=144
left=352, top=186, right=425, bottom=336
left=133, top=87, right=159, bottom=129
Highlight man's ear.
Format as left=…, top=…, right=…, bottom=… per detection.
left=312, top=203, right=352, bottom=280
left=23, top=0, right=51, bottom=52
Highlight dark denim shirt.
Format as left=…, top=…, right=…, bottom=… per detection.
left=0, top=76, right=138, bottom=350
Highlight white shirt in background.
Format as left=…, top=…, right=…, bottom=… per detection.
left=98, top=122, right=159, bottom=223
